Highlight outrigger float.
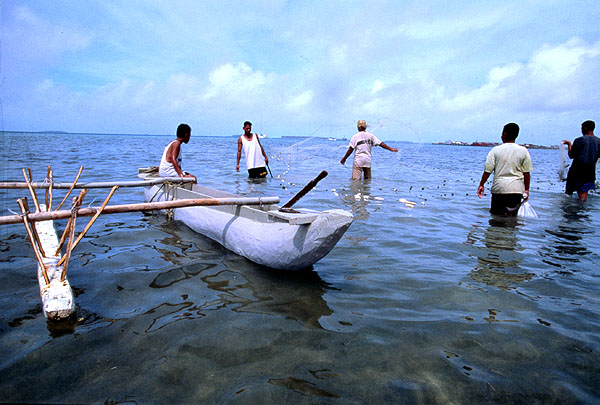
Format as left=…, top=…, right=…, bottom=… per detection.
left=0, top=167, right=352, bottom=321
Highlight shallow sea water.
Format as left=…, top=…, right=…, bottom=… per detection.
left=1, top=132, right=599, bottom=403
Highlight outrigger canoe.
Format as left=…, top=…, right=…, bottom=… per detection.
left=137, top=169, right=353, bottom=270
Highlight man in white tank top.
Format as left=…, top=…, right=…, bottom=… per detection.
left=159, top=123, right=196, bottom=181
left=236, top=121, right=269, bottom=178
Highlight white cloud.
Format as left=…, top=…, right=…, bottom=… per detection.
left=286, top=91, right=313, bottom=111
left=528, top=37, right=600, bottom=82
left=440, top=63, right=523, bottom=111
left=371, top=80, right=385, bottom=95
left=439, top=37, right=600, bottom=114
left=488, top=64, right=523, bottom=87
left=202, top=63, right=273, bottom=101
left=393, top=4, right=510, bottom=40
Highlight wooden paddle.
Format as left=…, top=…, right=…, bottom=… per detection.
left=280, top=170, right=328, bottom=211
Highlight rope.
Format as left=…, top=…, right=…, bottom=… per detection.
left=149, top=181, right=179, bottom=220
left=165, top=183, right=175, bottom=221
left=148, top=178, right=188, bottom=220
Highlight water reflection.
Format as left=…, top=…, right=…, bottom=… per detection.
left=467, top=218, right=534, bottom=290
left=147, top=258, right=333, bottom=331
left=154, top=233, right=198, bottom=266
left=339, top=180, right=376, bottom=220
left=211, top=259, right=332, bottom=328
left=539, top=198, right=593, bottom=271
left=232, top=177, right=270, bottom=196
left=145, top=222, right=333, bottom=330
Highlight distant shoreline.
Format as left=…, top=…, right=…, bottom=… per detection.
left=1, top=130, right=557, bottom=147
left=1, top=130, right=171, bottom=137
left=434, top=141, right=558, bottom=149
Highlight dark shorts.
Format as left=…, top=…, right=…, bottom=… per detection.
left=565, top=180, right=595, bottom=195
left=490, top=193, right=523, bottom=216
left=248, top=166, right=268, bottom=178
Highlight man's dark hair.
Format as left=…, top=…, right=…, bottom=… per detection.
left=503, top=122, right=520, bottom=141
left=243, top=121, right=252, bottom=127
left=177, top=123, right=191, bottom=138
left=582, top=120, right=595, bottom=132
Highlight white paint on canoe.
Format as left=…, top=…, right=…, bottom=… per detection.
left=36, top=204, right=75, bottom=320
left=138, top=175, right=353, bottom=270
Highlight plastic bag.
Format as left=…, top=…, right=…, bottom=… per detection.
left=517, top=201, right=538, bottom=218
left=558, top=142, right=570, bottom=181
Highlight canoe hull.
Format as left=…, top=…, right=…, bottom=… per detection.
left=143, top=183, right=352, bottom=270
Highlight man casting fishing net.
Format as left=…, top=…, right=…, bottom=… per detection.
left=340, top=120, right=398, bottom=180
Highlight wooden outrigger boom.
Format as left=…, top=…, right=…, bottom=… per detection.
left=0, top=196, right=280, bottom=225
left=0, top=177, right=196, bottom=189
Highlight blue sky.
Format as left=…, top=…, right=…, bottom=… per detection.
left=1, top=1, right=599, bottom=145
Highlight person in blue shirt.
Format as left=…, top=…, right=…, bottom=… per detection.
left=562, top=120, right=600, bottom=201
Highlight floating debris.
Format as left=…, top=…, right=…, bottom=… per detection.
left=399, top=198, right=417, bottom=208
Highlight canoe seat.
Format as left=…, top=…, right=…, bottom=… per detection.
left=267, top=209, right=319, bottom=225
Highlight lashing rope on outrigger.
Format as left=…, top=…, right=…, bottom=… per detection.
left=148, top=178, right=188, bottom=221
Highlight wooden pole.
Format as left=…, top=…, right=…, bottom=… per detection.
left=45, top=166, right=50, bottom=211
left=55, top=189, right=88, bottom=256
left=22, top=168, right=41, bottom=213
left=0, top=196, right=280, bottom=225
left=20, top=198, right=46, bottom=257
left=55, top=215, right=73, bottom=257
left=54, top=165, right=84, bottom=211
left=57, top=186, right=117, bottom=267
left=17, top=198, right=50, bottom=285
left=45, top=166, right=54, bottom=211
left=0, top=177, right=196, bottom=190
left=281, top=170, right=328, bottom=210
left=60, top=194, right=85, bottom=281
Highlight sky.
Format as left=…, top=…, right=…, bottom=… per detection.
left=1, top=0, right=599, bottom=145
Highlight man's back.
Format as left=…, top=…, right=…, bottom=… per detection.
left=485, top=143, right=532, bottom=194
left=350, top=131, right=381, bottom=167
left=571, top=135, right=600, bottom=166
left=569, top=135, right=600, bottom=184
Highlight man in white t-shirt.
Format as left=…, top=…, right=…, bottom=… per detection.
left=340, top=120, right=398, bottom=180
left=477, top=123, right=533, bottom=216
